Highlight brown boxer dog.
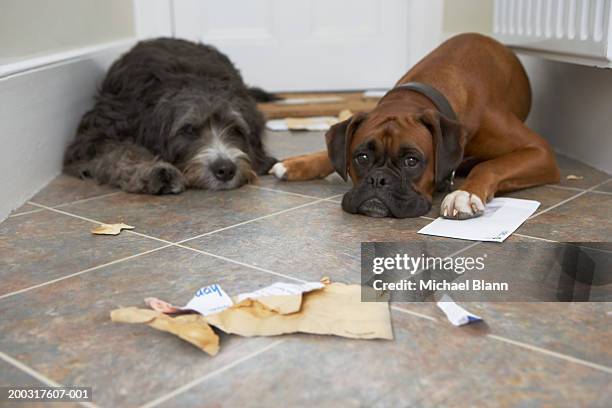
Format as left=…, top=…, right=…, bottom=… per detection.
left=269, top=33, right=560, bottom=218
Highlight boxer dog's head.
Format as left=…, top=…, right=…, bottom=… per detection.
left=326, top=110, right=466, bottom=218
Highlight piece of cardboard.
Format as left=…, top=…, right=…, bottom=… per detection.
left=110, top=307, right=219, bottom=355
left=206, top=283, right=393, bottom=340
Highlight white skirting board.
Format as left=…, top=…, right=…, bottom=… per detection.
left=0, top=39, right=135, bottom=222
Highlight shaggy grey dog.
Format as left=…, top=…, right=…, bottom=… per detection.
left=64, top=38, right=278, bottom=194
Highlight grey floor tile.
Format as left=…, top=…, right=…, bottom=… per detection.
left=555, top=154, right=611, bottom=189
left=0, top=246, right=285, bottom=408
left=29, top=174, right=117, bottom=207
left=160, top=310, right=611, bottom=408
left=0, top=210, right=161, bottom=297
left=0, top=360, right=42, bottom=386
left=254, top=174, right=350, bottom=199
left=518, top=192, right=612, bottom=242
left=60, top=187, right=313, bottom=242
left=594, top=180, right=612, bottom=194
left=186, top=201, right=472, bottom=284
left=467, top=302, right=612, bottom=367
left=265, top=130, right=327, bottom=159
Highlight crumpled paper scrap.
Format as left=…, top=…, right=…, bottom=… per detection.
left=110, top=307, right=219, bottom=355
left=565, top=174, right=584, bottom=180
left=436, top=294, right=482, bottom=326
left=206, top=283, right=393, bottom=340
left=113, top=279, right=392, bottom=356
left=91, top=223, right=134, bottom=235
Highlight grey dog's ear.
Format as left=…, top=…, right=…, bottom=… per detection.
left=419, top=110, right=467, bottom=189
left=325, top=112, right=368, bottom=181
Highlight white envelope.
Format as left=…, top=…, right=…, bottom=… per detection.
left=418, top=197, right=540, bottom=242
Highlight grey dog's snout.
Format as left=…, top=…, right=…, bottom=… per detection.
left=210, top=158, right=237, bottom=182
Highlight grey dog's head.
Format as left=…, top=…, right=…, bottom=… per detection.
left=140, top=88, right=274, bottom=190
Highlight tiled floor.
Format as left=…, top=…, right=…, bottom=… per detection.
left=1, top=130, right=611, bottom=407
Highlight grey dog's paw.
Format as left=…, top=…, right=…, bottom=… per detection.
left=147, top=163, right=186, bottom=194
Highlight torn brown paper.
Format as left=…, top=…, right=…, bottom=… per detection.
left=206, top=283, right=393, bottom=340
left=91, top=223, right=134, bottom=235
left=111, top=307, right=219, bottom=355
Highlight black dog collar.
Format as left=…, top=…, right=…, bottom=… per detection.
left=390, top=81, right=458, bottom=190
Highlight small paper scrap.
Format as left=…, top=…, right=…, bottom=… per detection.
left=418, top=197, right=540, bottom=242
left=436, top=294, right=482, bottom=326
left=566, top=174, right=584, bottom=180
left=91, top=223, right=134, bottom=235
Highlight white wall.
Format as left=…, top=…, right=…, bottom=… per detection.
left=521, top=56, right=612, bottom=174
left=0, top=0, right=136, bottom=221
left=441, top=0, right=611, bottom=174
left=0, top=0, right=134, bottom=64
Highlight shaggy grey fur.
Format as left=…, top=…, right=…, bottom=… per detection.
left=64, top=38, right=277, bottom=194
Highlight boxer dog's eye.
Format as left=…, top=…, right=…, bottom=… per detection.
left=403, top=156, right=420, bottom=168
left=355, top=153, right=370, bottom=166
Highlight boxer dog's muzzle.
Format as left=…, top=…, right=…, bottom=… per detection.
left=326, top=110, right=466, bottom=218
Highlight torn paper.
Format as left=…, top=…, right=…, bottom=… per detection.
left=235, top=282, right=325, bottom=315
left=418, top=197, right=540, bottom=242
left=145, top=284, right=234, bottom=316
left=206, top=283, right=393, bottom=340
left=110, top=307, right=219, bottom=355
left=91, top=223, right=134, bottom=235
left=436, top=294, right=482, bottom=326
left=566, top=174, right=584, bottom=180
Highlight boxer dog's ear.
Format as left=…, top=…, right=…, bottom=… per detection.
left=419, top=110, right=467, bottom=189
left=325, top=112, right=368, bottom=181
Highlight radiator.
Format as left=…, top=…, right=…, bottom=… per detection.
left=493, top=0, right=612, bottom=67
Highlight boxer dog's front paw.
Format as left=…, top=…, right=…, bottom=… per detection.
left=269, top=162, right=288, bottom=180
left=441, top=190, right=485, bottom=220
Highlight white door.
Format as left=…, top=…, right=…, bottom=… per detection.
left=172, top=0, right=409, bottom=91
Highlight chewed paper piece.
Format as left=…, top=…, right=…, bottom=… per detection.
left=184, top=284, right=234, bottom=316
left=206, top=283, right=393, bottom=340
left=235, top=282, right=324, bottom=303
left=566, top=174, right=584, bottom=180
left=91, top=223, right=134, bottom=235
left=110, top=307, right=219, bottom=355
left=436, top=294, right=482, bottom=326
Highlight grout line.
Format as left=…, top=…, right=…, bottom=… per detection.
left=54, top=191, right=122, bottom=208
left=548, top=183, right=612, bottom=196
left=529, top=178, right=612, bottom=220
left=9, top=192, right=121, bottom=218
left=176, top=196, right=342, bottom=245
left=486, top=334, right=612, bottom=374
left=8, top=208, right=45, bottom=218
left=390, top=305, right=438, bottom=322
left=0, top=351, right=99, bottom=408
left=246, top=184, right=329, bottom=200
left=27, top=201, right=115, bottom=225
left=176, top=244, right=307, bottom=283
left=139, top=339, right=286, bottom=408
left=0, top=245, right=172, bottom=301
left=513, top=233, right=558, bottom=243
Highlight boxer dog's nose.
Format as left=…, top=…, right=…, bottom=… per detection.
left=367, top=171, right=389, bottom=188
